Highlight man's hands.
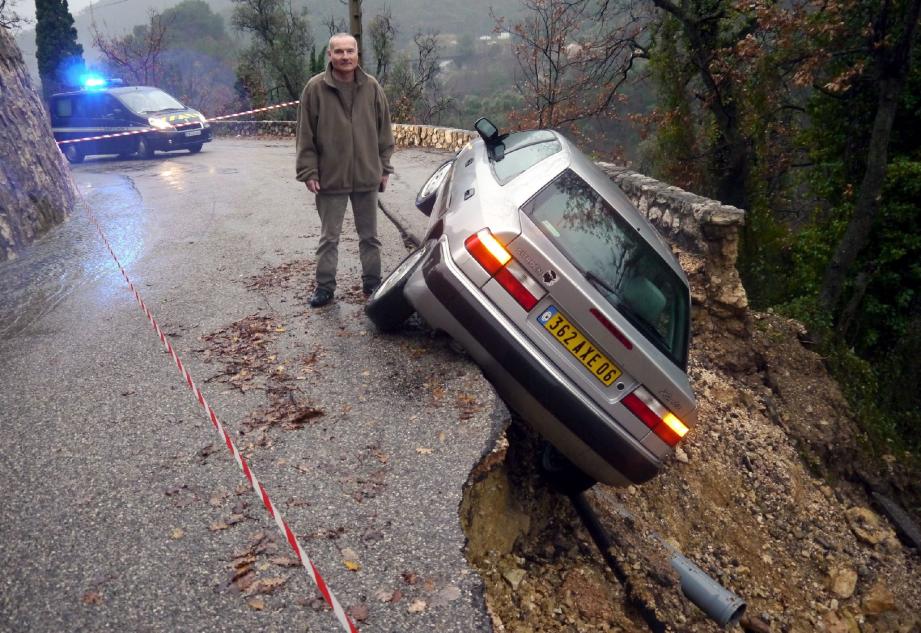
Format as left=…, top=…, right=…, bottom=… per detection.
left=379, top=174, right=389, bottom=193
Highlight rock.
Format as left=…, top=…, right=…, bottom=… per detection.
left=861, top=582, right=896, bottom=615
left=828, top=566, right=858, bottom=598
left=823, top=610, right=860, bottom=633
left=846, top=507, right=896, bottom=545
left=675, top=446, right=689, bottom=463
left=502, top=568, right=526, bottom=590
left=740, top=614, right=772, bottom=633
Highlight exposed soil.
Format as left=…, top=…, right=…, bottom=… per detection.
left=462, top=312, right=921, bottom=633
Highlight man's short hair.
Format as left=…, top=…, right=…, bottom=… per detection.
left=329, top=33, right=357, bottom=49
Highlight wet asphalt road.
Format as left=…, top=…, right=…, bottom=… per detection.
left=0, top=139, right=503, bottom=632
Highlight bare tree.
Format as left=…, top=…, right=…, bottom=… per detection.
left=323, top=14, right=348, bottom=37
left=387, top=31, right=452, bottom=124
left=368, top=6, right=396, bottom=82
left=232, top=0, right=313, bottom=101
left=504, top=0, right=649, bottom=132
left=93, top=11, right=173, bottom=85
left=1, top=0, right=29, bottom=30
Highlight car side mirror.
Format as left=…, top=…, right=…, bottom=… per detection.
left=474, top=117, right=507, bottom=161
left=474, top=117, right=499, bottom=142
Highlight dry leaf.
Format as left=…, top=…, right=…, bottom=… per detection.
left=170, top=528, right=185, bottom=540
left=374, top=589, right=393, bottom=602
left=407, top=599, right=426, bottom=613
left=344, top=560, right=361, bottom=572
left=348, top=603, right=369, bottom=622
left=247, top=597, right=265, bottom=610
left=82, top=591, right=103, bottom=605
left=416, top=447, right=433, bottom=455
left=248, top=577, right=287, bottom=595
left=209, top=521, right=229, bottom=532
left=270, top=556, right=301, bottom=568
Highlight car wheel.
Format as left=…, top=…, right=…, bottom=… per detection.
left=188, top=143, right=203, bottom=154
left=136, top=136, right=155, bottom=159
left=63, top=144, right=84, bottom=164
left=415, top=160, right=453, bottom=216
left=540, top=442, right=596, bottom=495
left=365, top=241, right=433, bottom=331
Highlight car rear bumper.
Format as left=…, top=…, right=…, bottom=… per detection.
left=407, top=238, right=662, bottom=485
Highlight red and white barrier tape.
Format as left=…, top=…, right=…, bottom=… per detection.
left=57, top=101, right=300, bottom=146
left=57, top=128, right=153, bottom=145
left=76, top=187, right=356, bottom=633
left=206, top=100, right=300, bottom=122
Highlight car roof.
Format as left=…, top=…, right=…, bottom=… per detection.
left=50, top=86, right=161, bottom=98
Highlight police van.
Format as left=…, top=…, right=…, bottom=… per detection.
left=50, top=81, right=213, bottom=163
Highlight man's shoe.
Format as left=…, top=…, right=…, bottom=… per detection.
left=309, top=287, right=334, bottom=307
left=362, top=281, right=381, bottom=297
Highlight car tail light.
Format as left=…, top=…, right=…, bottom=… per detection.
left=622, top=386, right=689, bottom=447
left=465, top=229, right=544, bottom=311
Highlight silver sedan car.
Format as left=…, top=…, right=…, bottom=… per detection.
left=366, top=119, right=696, bottom=488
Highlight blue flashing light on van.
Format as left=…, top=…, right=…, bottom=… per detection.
left=50, top=85, right=213, bottom=163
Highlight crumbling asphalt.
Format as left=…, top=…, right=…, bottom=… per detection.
left=0, top=139, right=504, bottom=632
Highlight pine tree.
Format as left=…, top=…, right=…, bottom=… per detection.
left=35, top=0, right=84, bottom=100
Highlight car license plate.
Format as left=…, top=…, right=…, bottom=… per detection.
left=185, top=129, right=202, bottom=137
left=538, top=306, right=622, bottom=386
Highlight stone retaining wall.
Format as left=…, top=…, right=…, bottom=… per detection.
left=212, top=121, right=476, bottom=151
left=213, top=121, right=750, bottom=343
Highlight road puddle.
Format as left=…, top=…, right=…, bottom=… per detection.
left=0, top=173, right=145, bottom=339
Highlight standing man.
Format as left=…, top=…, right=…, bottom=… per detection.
left=296, top=32, right=395, bottom=307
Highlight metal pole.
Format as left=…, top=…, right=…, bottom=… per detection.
left=348, top=0, right=363, bottom=65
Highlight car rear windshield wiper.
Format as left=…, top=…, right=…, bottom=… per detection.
left=585, top=269, right=677, bottom=360
left=584, top=270, right=617, bottom=298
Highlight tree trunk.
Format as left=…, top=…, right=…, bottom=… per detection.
left=818, top=0, right=921, bottom=316
left=652, top=0, right=751, bottom=211
left=1, top=26, right=77, bottom=262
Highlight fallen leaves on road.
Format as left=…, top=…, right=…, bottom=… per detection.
left=342, top=547, right=361, bottom=571
left=199, top=315, right=283, bottom=392
left=407, top=599, right=427, bottom=613
left=348, top=602, right=370, bottom=622
left=416, top=447, right=433, bottom=455
left=81, top=591, right=103, bottom=605
left=170, top=528, right=185, bottom=540
left=245, top=260, right=313, bottom=292
left=248, top=577, right=287, bottom=595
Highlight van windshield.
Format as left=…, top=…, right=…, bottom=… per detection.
left=117, top=89, right=186, bottom=114
left=527, top=169, right=690, bottom=368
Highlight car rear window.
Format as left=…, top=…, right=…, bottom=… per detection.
left=493, top=130, right=562, bottom=184
left=526, top=169, right=690, bottom=368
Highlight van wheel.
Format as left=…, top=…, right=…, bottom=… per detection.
left=365, top=241, right=432, bottom=331
left=136, top=137, right=155, bottom=159
left=188, top=143, right=203, bottom=154
left=63, top=145, right=84, bottom=164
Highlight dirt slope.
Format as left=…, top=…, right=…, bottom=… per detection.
left=461, top=312, right=921, bottom=632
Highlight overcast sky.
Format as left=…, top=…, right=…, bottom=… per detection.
left=17, top=0, right=121, bottom=26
